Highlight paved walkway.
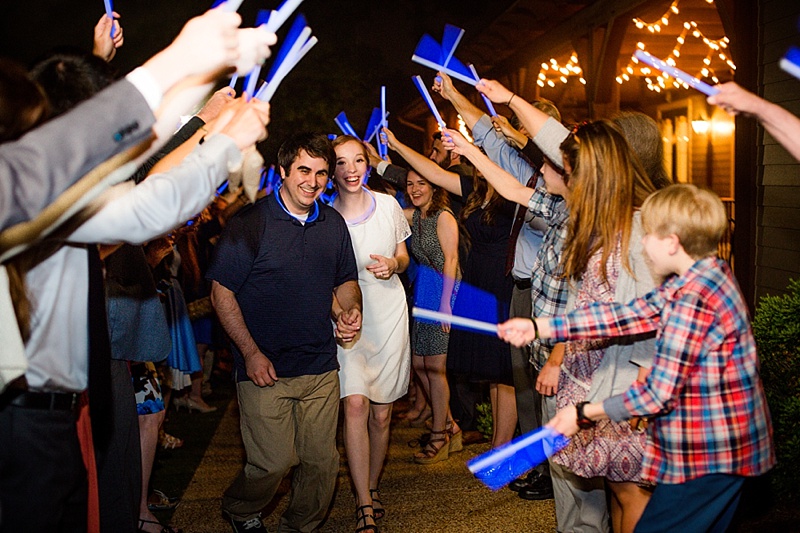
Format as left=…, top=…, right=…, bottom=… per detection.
left=163, top=394, right=557, bottom=532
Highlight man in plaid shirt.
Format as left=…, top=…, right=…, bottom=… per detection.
left=500, top=184, right=775, bottom=532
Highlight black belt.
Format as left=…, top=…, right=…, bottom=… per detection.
left=513, top=278, right=532, bottom=290
left=0, top=388, right=79, bottom=411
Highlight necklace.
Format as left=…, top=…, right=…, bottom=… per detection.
left=332, top=187, right=377, bottom=226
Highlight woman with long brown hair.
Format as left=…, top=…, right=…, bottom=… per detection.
left=552, top=120, right=658, bottom=533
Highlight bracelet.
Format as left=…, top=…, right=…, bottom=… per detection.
left=576, top=401, right=596, bottom=430
left=529, top=317, right=539, bottom=339
left=507, top=93, right=516, bottom=106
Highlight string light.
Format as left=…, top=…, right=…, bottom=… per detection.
left=533, top=0, right=732, bottom=94
left=536, top=52, right=583, bottom=88
left=621, top=0, right=734, bottom=93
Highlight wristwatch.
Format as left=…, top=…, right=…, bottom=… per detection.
left=575, top=401, right=595, bottom=430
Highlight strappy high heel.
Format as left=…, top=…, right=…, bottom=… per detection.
left=355, top=504, right=378, bottom=532
left=369, top=488, right=384, bottom=520
left=414, top=428, right=449, bottom=464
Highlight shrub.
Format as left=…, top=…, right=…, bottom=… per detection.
left=752, top=278, right=800, bottom=500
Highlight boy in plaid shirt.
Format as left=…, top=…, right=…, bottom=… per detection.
left=499, top=184, right=775, bottom=532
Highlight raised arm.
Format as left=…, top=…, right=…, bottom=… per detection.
left=477, top=79, right=569, bottom=166
left=441, top=128, right=533, bottom=207
left=382, top=127, right=462, bottom=196
left=432, top=71, right=484, bottom=130
left=708, top=81, right=800, bottom=162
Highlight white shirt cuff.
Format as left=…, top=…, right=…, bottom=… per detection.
left=377, top=161, right=389, bottom=176
left=125, top=67, right=163, bottom=112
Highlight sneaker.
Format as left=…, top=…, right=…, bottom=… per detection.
left=228, top=514, right=267, bottom=532
left=518, top=475, right=554, bottom=501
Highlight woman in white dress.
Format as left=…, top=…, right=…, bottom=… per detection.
left=331, top=135, right=411, bottom=533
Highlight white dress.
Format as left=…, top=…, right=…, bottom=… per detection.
left=337, top=191, right=412, bottom=402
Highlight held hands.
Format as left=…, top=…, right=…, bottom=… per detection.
left=93, top=13, right=124, bottom=62
left=336, top=308, right=362, bottom=343
left=244, top=350, right=278, bottom=387
left=476, top=78, right=514, bottom=105
left=366, top=254, right=397, bottom=280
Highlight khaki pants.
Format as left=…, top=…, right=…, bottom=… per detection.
left=223, top=370, right=340, bottom=532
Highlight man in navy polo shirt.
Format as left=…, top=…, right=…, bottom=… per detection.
left=207, top=132, right=362, bottom=533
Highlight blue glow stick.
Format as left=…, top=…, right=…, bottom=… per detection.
left=255, top=9, right=271, bottom=27
left=259, top=169, right=267, bottom=191
left=412, top=308, right=497, bottom=334
left=228, top=73, right=239, bottom=90
left=468, top=64, right=497, bottom=117
left=412, top=75, right=446, bottom=129
left=468, top=426, right=570, bottom=491
left=412, top=33, right=478, bottom=86
left=412, top=34, right=476, bottom=86
left=440, top=24, right=465, bottom=68
left=264, top=0, right=305, bottom=33
left=780, top=46, right=800, bottom=80
left=216, top=180, right=229, bottom=195
left=265, top=15, right=307, bottom=82
left=379, top=85, right=388, bottom=159
left=633, top=50, right=719, bottom=96
left=364, top=108, right=382, bottom=144
left=244, top=65, right=261, bottom=99
left=334, top=111, right=360, bottom=138
left=103, top=0, right=116, bottom=38
left=221, top=0, right=245, bottom=12
left=255, top=31, right=316, bottom=102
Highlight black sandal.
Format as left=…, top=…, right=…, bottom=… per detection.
left=413, top=429, right=449, bottom=464
left=138, top=518, right=183, bottom=533
left=355, top=505, right=378, bottom=533
left=369, top=488, right=385, bottom=520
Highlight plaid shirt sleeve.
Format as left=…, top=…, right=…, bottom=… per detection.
left=548, top=284, right=665, bottom=341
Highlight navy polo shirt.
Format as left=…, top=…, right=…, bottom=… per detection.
left=206, top=190, right=358, bottom=380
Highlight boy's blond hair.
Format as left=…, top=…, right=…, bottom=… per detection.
left=641, top=184, right=727, bottom=259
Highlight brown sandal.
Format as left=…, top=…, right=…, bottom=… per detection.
left=447, top=420, right=463, bottom=453
left=414, top=429, right=449, bottom=464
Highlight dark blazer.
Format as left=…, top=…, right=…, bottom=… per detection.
left=0, top=79, right=155, bottom=231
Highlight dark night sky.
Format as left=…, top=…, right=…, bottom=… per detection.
left=0, top=0, right=516, bottom=158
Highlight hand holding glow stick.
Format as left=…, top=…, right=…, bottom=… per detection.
left=467, top=426, right=570, bottom=491
left=633, top=50, right=719, bottom=96
left=468, top=65, right=497, bottom=116
left=379, top=85, right=389, bottom=159
left=412, top=76, right=446, bottom=129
